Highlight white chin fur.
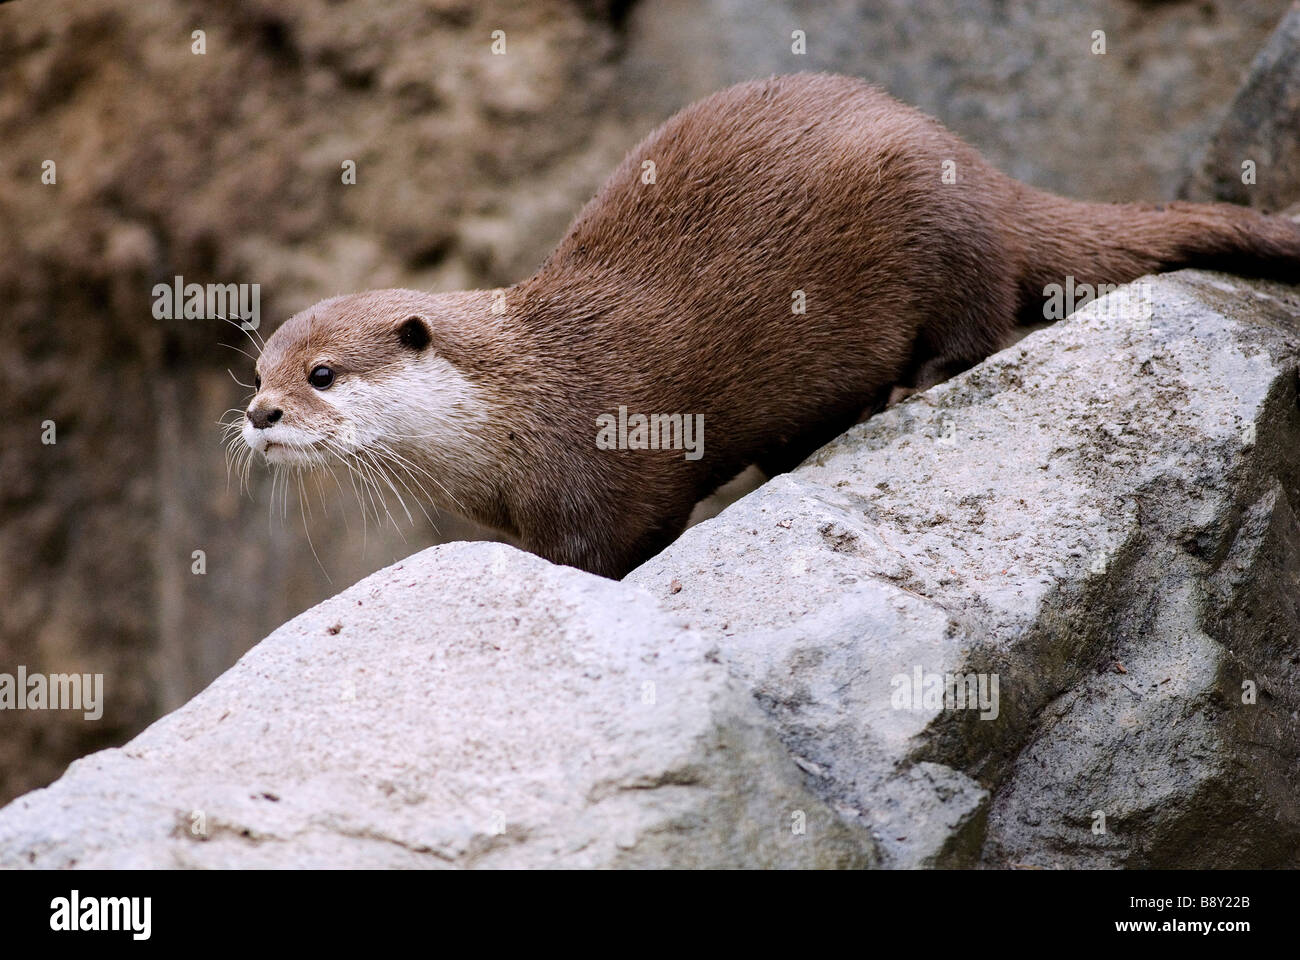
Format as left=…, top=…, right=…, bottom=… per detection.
left=241, top=420, right=326, bottom=467
left=261, top=444, right=318, bottom=467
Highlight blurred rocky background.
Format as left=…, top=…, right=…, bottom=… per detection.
left=0, top=0, right=1294, bottom=805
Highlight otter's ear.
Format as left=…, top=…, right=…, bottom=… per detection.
left=397, top=315, right=431, bottom=351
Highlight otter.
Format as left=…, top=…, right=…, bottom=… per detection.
left=240, top=73, right=1300, bottom=578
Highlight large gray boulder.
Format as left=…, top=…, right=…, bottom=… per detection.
left=2, top=270, right=1297, bottom=867
left=0, top=543, right=873, bottom=868
left=628, top=270, right=1300, bottom=868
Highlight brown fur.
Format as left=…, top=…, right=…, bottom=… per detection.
left=251, top=73, right=1300, bottom=578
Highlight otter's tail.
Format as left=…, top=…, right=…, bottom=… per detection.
left=1010, top=192, right=1300, bottom=323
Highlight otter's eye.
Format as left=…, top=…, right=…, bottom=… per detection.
left=308, top=365, right=335, bottom=390
left=254, top=373, right=262, bottom=391
left=398, top=316, right=430, bottom=351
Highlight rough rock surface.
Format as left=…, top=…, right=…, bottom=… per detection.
left=0, top=543, right=873, bottom=868
left=1182, top=1, right=1300, bottom=211
left=2, top=0, right=1290, bottom=806
left=623, top=0, right=1292, bottom=203
left=629, top=270, right=1300, bottom=868
left=3, top=270, right=1298, bottom=868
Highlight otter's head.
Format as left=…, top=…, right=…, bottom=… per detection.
left=241, top=290, right=484, bottom=472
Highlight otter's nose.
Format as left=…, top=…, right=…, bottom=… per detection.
left=247, top=405, right=283, bottom=429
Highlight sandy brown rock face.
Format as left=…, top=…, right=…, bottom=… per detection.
left=0, top=0, right=619, bottom=805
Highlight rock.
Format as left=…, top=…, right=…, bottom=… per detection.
left=2, top=0, right=1289, bottom=807
left=629, top=271, right=1300, bottom=868
left=0, top=542, right=874, bottom=868
left=1181, top=2, right=1300, bottom=211
left=623, top=0, right=1292, bottom=202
